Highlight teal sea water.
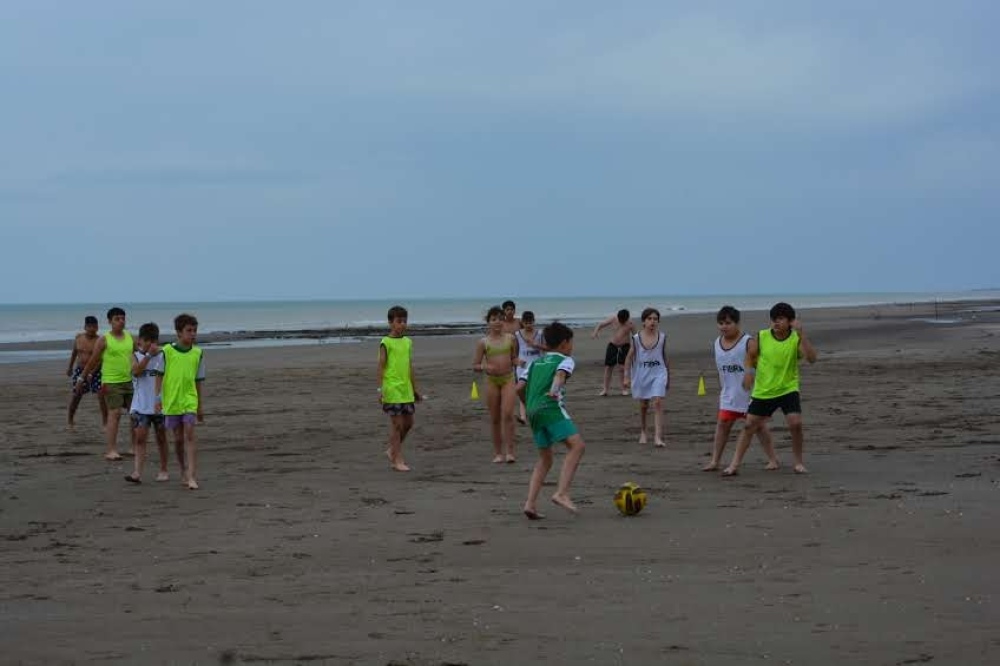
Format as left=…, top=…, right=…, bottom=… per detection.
left=1, top=290, right=996, bottom=346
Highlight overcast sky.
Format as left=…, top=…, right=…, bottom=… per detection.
left=2, top=1, right=996, bottom=304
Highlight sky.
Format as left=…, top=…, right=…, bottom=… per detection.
left=1, top=1, right=997, bottom=304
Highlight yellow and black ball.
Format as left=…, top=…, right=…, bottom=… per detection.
left=613, top=481, right=648, bottom=516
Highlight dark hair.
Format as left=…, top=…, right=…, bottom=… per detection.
left=486, top=305, right=504, bottom=322
left=521, top=310, right=535, bottom=323
left=84, top=315, right=98, bottom=326
left=502, top=300, right=516, bottom=310
left=769, top=302, right=796, bottom=321
left=616, top=309, right=630, bottom=323
left=640, top=307, right=661, bottom=322
left=543, top=322, right=573, bottom=348
left=717, top=305, right=741, bottom=324
left=106, top=307, right=126, bottom=320
left=138, top=322, right=160, bottom=342
left=387, top=305, right=408, bottom=321
left=174, top=313, right=198, bottom=332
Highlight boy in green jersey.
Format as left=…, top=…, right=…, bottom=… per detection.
left=155, top=313, right=205, bottom=490
left=723, top=302, right=817, bottom=476
left=377, top=305, right=422, bottom=472
left=79, top=307, right=137, bottom=460
left=519, top=322, right=586, bottom=519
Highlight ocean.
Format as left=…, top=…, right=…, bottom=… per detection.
left=1, top=290, right=996, bottom=350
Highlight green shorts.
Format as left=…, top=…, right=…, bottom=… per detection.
left=530, top=417, right=578, bottom=449
left=102, top=382, right=134, bottom=411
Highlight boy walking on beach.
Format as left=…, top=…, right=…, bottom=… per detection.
left=67, top=315, right=108, bottom=429
left=378, top=305, right=422, bottom=472
left=155, top=314, right=205, bottom=490
left=592, top=309, right=634, bottom=396
left=723, top=302, right=817, bottom=476
left=80, top=307, right=136, bottom=460
left=125, top=323, right=171, bottom=484
left=703, top=306, right=777, bottom=471
left=520, top=322, right=586, bottom=519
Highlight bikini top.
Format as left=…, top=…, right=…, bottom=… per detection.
left=485, top=336, right=513, bottom=357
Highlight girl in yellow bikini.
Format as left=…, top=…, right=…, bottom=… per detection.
left=473, top=305, right=519, bottom=463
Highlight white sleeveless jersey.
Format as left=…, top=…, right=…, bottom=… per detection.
left=515, top=329, right=545, bottom=381
left=715, top=333, right=752, bottom=412
left=630, top=331, right=668, bottom=399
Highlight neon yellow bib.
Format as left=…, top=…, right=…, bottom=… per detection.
left=751, top=329, right=800, bottom=399
left=380, top=336, right=414, bottom=404
left=101, top=331, right=134, bottom=383
left=161, top=344, right=203, bottom=415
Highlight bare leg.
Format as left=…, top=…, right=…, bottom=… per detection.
left=652, top=396, right=665, bottom=447
left=386, top=415, right=411, bottom=471
left=68, top=392, right=83, bottom=428
left=524, top=448, right=553, bottom=518
left=501, top=382, right=517, bottom=461
left=787, top=414, right=807, bottom=473
left=183, top=422, right=198, bottom=489
left=600, top=366, right=612, bottom=396
left=638, top=400, right=649, bottom=444
left=154, top=424, right=169, bottom=481
left=173, top=425, right=187, bottom=482
left=98, top=394, right=109, bottom=426
left=486, top=382, right=503, bottom=462
left=127, top=423, right=147, bottom=483
left=723, top=415, right=766, bottom=476
left=704, top=418, right=736, bottom=471
left=552, top=434, right=585, bottom=512
left=104, top=408, right=123, bottom=460
left=758, top=422, right=779, bottom=469
left=516, top=382, right=528, bottom=424
left=618, top=366, right=629, bottom=395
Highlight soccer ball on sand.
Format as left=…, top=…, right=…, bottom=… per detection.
left=613, top=481, right=648, bottom=516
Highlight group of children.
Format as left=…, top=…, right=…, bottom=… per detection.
left=68, top=309, right=206, bottom=489
left=377, top=299, right=817, bottom=520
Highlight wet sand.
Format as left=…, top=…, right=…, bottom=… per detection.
left=1, top=302, right=998, bottom=665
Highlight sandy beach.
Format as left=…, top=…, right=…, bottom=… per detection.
left=1, top=301, right=998, bottom=665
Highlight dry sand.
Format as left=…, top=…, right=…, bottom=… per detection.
left=1, top=302, right=998, bottom=665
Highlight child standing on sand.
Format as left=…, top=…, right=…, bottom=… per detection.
left=125, top=323, right=172, bottom=484
left=67, top=315, right=108, bottom=429
left=473, top=306, right=518, bottom=463
left=703, top=306, right=777, bottom=472
left=520, top=322, right=586, bottom=519
left=514, top=310, right=545, bottom=425
left=624, top=308, right=670, bottom=447
left=155, top=314, right=206, bottom=490
left=723, top=302, right=817, bottom=476
left=592, top=309, right=635, bottom=396
left=378, top=305, right=422, bottom=472
left=79, top=307, right=137, bottom=461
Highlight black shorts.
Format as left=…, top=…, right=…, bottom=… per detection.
left=382, top=402, right=416, bottom=417
left=604, top=342, right=630, bottom=366
left=747, top=392, right=802, bottom=418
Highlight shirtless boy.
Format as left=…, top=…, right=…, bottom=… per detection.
left=501, top=300, right=521, bottom=335
left=67, top=315, right=108, bottom=429
left=592, top=309, right=635, bottom=396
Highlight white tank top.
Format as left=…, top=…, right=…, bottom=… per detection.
left=515, top=329, right=544, bottom=380
left=715, top=333, right=752, bottom=412
left=630, top=331, right=668, bottom=399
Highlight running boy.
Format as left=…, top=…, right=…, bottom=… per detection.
left=624, top=308, right=670, bottom=447
left=378, top=305, right=422, bottom=472
left=592, top=309, right=635, bottom=396
left=514, top=310, right=545, bottom=425
left=703, top=306, right=778, bottom=471
left=67, top=315, right=108, bottom=429
left=520, top=322, right=586, bottom=519
left=723, top=302, right=817, bottom=476
left=473, top=305, right=519, bottom=463
left=80, top=307, right=136, bottom=460
left=155, top=314, right=205, bottom=490
left=124, top=323, right=171, bottom=484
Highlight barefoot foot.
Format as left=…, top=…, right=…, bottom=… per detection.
left=186, top=478, right=200, bottom=490
left=523, top=507, right=544, bottom=520
left=391, top=462, right=411, bottom=472
left=793, top=463, right=808, bottom=474
left=124, top=473, right=141, bottom=484
left=598, top=390, right=608, bottom=397
left=491, top=455, right=504, bottom=464
left=104, top=452, right=122, bottom=461
left=702, top=462, right=720, bottom=472
left=721, top=467, right=739, bottom=477
left=638, top=433, right=648, bottom=445
left=654, top=439, right=666, bottom=448
left=505, top=454, right=516, bottom=464
left=156, top=471, right=169, bottom=482
left=765, top=461, right=780, bottom=471
left=551, top=494, right=578, bottom=514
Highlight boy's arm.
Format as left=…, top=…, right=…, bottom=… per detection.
left=409, top=358, right=421, bottom=401
left=377, top=344, right=387, bottom=402
left=131, top=343, right=160, bottom=377
left=794, top=321, right=818, bottom=364
left=663, top=342, right=671, bottom=391
left=742, top=337, right=760, bottom=391
left=472, top=339, right=486, bottom=372
left=548, top=369, right=570, bottom=397
left=154, top=374, right=163, bottom=413
left=622, top=345, right=635, bottom=386
left=195, top=382, right=204, bottom=422
left=592, top=315, right=615, bottom=339
left=510, top=334, right=521, bottom=366
left=67, top=337, right=79, bottom=376
left=80, top=337, right=106, bottom=379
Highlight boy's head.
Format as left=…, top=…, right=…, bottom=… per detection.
left=387, top=305, right=408, bottom=336
left=502, top=300, right=516, bottom=318
left=543, top=321, right=574, bottom=354
left=640, top=307, right=661, bottom=328
left=106, top=307, right=126, bottom=331
left=486, top=305, right=504, bottom=324
left=84, top=316, right=98, bottom=335
left=716, top=305, right=741, bottom=337
left=769, top=302, right=796, bottom=334
left=174, top=313, right=198, bottom=345
left=616, top=309, right=630, bottom=324
left=137, top=322, right=160, bottom=351
left=521, top=310, right=535, bottom=327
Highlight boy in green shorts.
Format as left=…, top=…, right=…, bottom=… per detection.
left=377, top=305, right=423, bottom=472
left=723, top=302, right=817, bottom=476
left=80, top=307, right=136, bottom=460
left=520, top=322, right=586, bottom=519
left=155, top=313, right=205, bottom=490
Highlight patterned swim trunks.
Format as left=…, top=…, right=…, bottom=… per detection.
left=71, top=367, right=102, bottom=394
